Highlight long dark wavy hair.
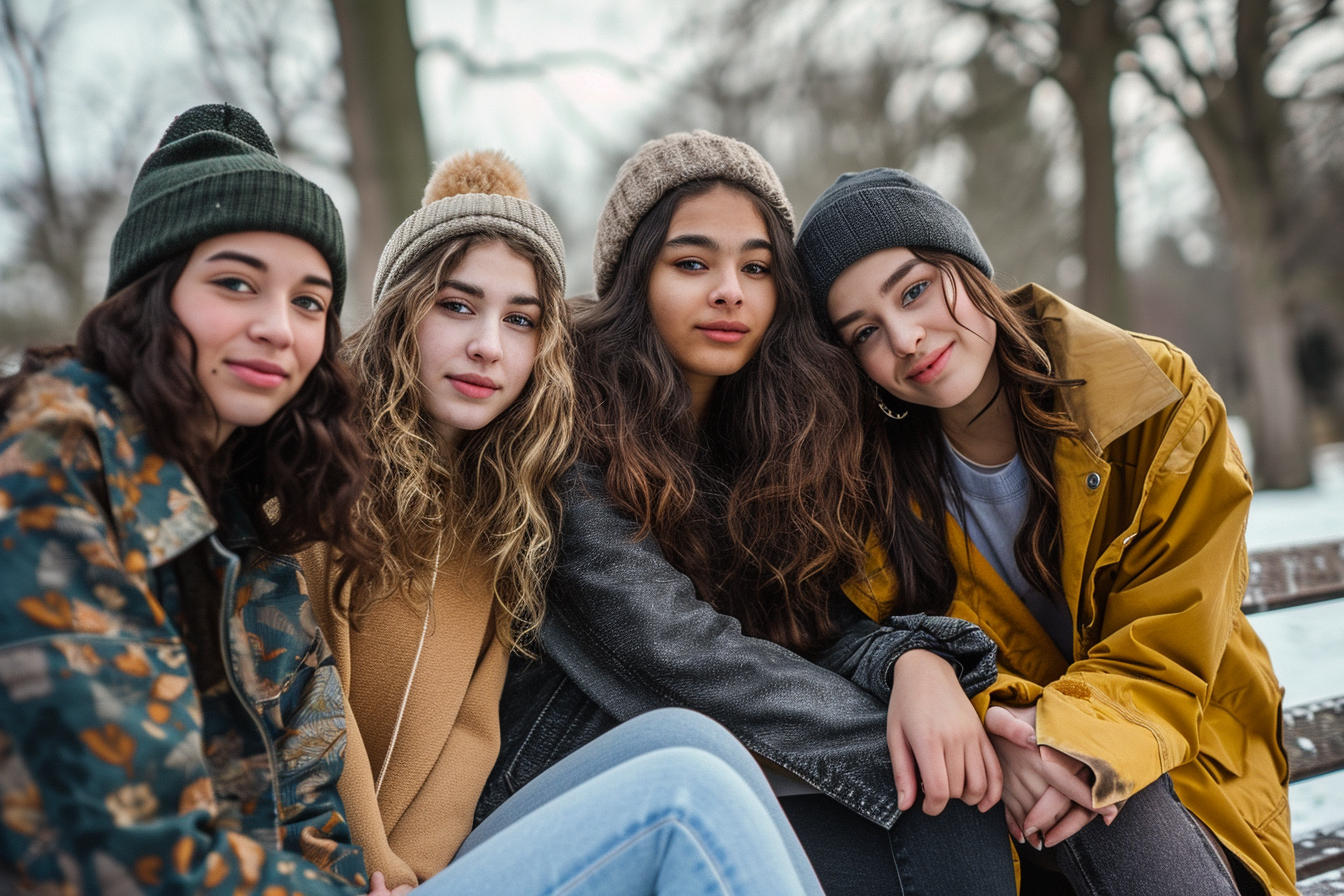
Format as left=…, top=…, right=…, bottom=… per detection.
left=858, top=250, right=1082, bottom=616
left=0, top=253, right=374, bottom=562
left=575, top=178, right=873, bottom=655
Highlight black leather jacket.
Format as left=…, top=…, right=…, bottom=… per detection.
left=476, top=463, right=997, bottom=828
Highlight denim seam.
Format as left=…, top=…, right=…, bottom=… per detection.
left=552, top=816, right=732, bottom=896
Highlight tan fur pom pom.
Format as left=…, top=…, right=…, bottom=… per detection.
left=422, top=149, right=530, bottom=207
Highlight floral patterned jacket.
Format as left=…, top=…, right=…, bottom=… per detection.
left=0, top=360, right=366, bottom=895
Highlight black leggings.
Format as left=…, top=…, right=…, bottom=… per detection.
left=780, top=793, right=1017, bottom=896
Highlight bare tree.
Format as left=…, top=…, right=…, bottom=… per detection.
left=0, top=0, right=155, bottom=355
left=329, top=0, right=646, bottom=308
left=328, top=0, right=427, bottom=320
left=1118, top=0, right=1342, bottom=487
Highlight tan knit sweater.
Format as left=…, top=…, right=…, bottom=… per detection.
left=300, top=543, right=509, bottom=887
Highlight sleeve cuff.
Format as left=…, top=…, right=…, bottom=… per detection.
left=873, top=613, right=998, bottom=701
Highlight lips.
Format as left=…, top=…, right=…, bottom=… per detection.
left=226, top=359, right=288, bottom=389
left=448, top=373, right=500, bottom=399
left=697, top=320, right=750, bottom=344
left=907, top=344, right=952, bottom=385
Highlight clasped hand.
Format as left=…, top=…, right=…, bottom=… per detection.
left=886, top=649, right=1002, bottom=815
left=984, top=703, right=1120, bottom=849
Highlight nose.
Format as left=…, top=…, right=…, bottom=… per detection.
left=466, top=319, right=503, bottom=363
left=248, top=293, right=295, bottom=349
left=887, top=313, right=923, bottom=358
left=708, top=268, right=745, bottom=307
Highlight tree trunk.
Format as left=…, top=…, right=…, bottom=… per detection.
left=329, top=0, right=430, bottom=324
left=1176, top=0, right=1311, bottom=488
left=1053, top=0, right=1131, bottom=327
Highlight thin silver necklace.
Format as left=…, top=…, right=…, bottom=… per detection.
left=374, top=535, right=442, bottom=798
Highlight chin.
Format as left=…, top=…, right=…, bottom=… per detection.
left=215, top=401, right=289, bottom=430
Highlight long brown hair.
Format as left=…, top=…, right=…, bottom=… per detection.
left=860, top=250, right=1082, bottom=615
left=0, top=254, right=374, bottom=562
left=575, top=179, right=872, bottom=655
left=338, top=231, right=574, bottom=650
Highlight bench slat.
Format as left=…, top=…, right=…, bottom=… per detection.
left=1298, top=826, right=1344, bottom=882
left=1286, top=696, right=1344, bottom=782
left=1301, top=873, right=1344, bottom=896
left=1245, top=541, right=1344, bottom=613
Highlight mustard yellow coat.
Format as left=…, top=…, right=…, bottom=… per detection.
left=850, top=288, right=1295, bottom=896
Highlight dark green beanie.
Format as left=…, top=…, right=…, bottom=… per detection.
left=796, top=168, right=991, bottom=323
left=108, top=103, right=347, bottom=314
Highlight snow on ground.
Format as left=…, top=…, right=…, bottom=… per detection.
left=1241, top=439, right=1344, bottom=836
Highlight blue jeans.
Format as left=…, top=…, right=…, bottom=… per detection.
left=434, top=708, right=823, bottom=896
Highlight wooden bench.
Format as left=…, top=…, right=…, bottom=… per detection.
left=1243, top=541, right=1344, bottom=895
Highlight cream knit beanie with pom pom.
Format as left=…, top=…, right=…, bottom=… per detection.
left=371, top=150, right=566, bottom=306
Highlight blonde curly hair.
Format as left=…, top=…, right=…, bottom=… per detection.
left=339, top=229, right=574, bottom=651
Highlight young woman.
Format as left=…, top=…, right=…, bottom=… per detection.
left=797, top=167, right=1293, bottom=896
left=0, top=103, right=374, bottom=893
left=298, top=149, right=823, bottom=895
left=477, top=131, right=1018, bottom=896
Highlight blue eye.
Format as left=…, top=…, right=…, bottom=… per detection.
left=439, top=299, right=471, bottom=313
left=293, top=295, right=325, bottom=313
left=852, top=324, right=877, bottom=346
left=674, top=259, right=708, bottom=271
left=213, top=277, right=251, bottom=293
left=902, top=281, right=928, bottom=306
left=504, top=312, right=536, bottom=329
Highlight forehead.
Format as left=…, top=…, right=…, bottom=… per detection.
left=667, top=185, right=768, bottom=239
left=445, top=240, right=539, bottom=293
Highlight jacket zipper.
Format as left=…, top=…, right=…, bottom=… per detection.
left=212, top=534, right=286, bottom=849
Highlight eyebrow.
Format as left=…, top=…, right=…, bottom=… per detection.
left=206, top=250, right=333, bottom=291
left=207, top=250, right=265, bottom=270
left=441, top=278, right=484, bottom=298
left=663, top=234, right=774, bottom=253
left=832, top=259, right=924, bottom=331
left=879, top=259, right=921, bottom=297
left=442, top=279, right=542, bottom=307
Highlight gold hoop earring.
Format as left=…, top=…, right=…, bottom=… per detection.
left=875, top=385, right=908, bottom=421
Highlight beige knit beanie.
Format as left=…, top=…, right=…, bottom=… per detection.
left=591, top=130, right=794, bottom=297
left=371, top=150, right=566, bottom=306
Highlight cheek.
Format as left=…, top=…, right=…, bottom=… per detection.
left=504, top=332, right=541, bottom=390
left=858, top=351, right=893, bottom=389
left=413, top=316, right=451, bottom=382
left=170, top=293, right=226, bottom=372
left=645, top=275, right=691, bottom=340
left=754, top=281, right=778, bottom=324
left=293, top=320, right=328, bottom=378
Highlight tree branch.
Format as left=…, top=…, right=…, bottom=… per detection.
left=419, top=35, right=644, bottom=81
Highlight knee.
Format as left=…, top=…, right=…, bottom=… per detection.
left=626, top=708, right=751, bottom=762
left=630, top=746, right=761, bottom=818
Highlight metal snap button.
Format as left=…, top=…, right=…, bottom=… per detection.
left=1086, top=472, right=1102, bottom=490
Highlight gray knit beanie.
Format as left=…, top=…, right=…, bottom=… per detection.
left=109, top=103, right=347, bottom=312
left=372, top=150, right=565, bottom=307
left=592, top=130, right=794, bottom=297
left=796, top=168, right=992, bottom=320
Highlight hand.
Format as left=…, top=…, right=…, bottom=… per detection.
left=368, top=871, right=416, bottom=896
left=888, top=649, right=1003, bottom=815
left=985, top=704, right=1117, bottom=848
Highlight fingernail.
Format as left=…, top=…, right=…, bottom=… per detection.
left=1024, top=827, right=1038, bottom=840
left=1033, top=838, right=1044, bottom=851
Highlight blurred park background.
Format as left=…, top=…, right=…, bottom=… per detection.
left=2, top=0, right=1342, bottom=828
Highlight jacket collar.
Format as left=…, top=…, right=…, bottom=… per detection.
left=1018, top=285, right=1182, bottom=454
left=55, top=360, right=216, bottom=569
